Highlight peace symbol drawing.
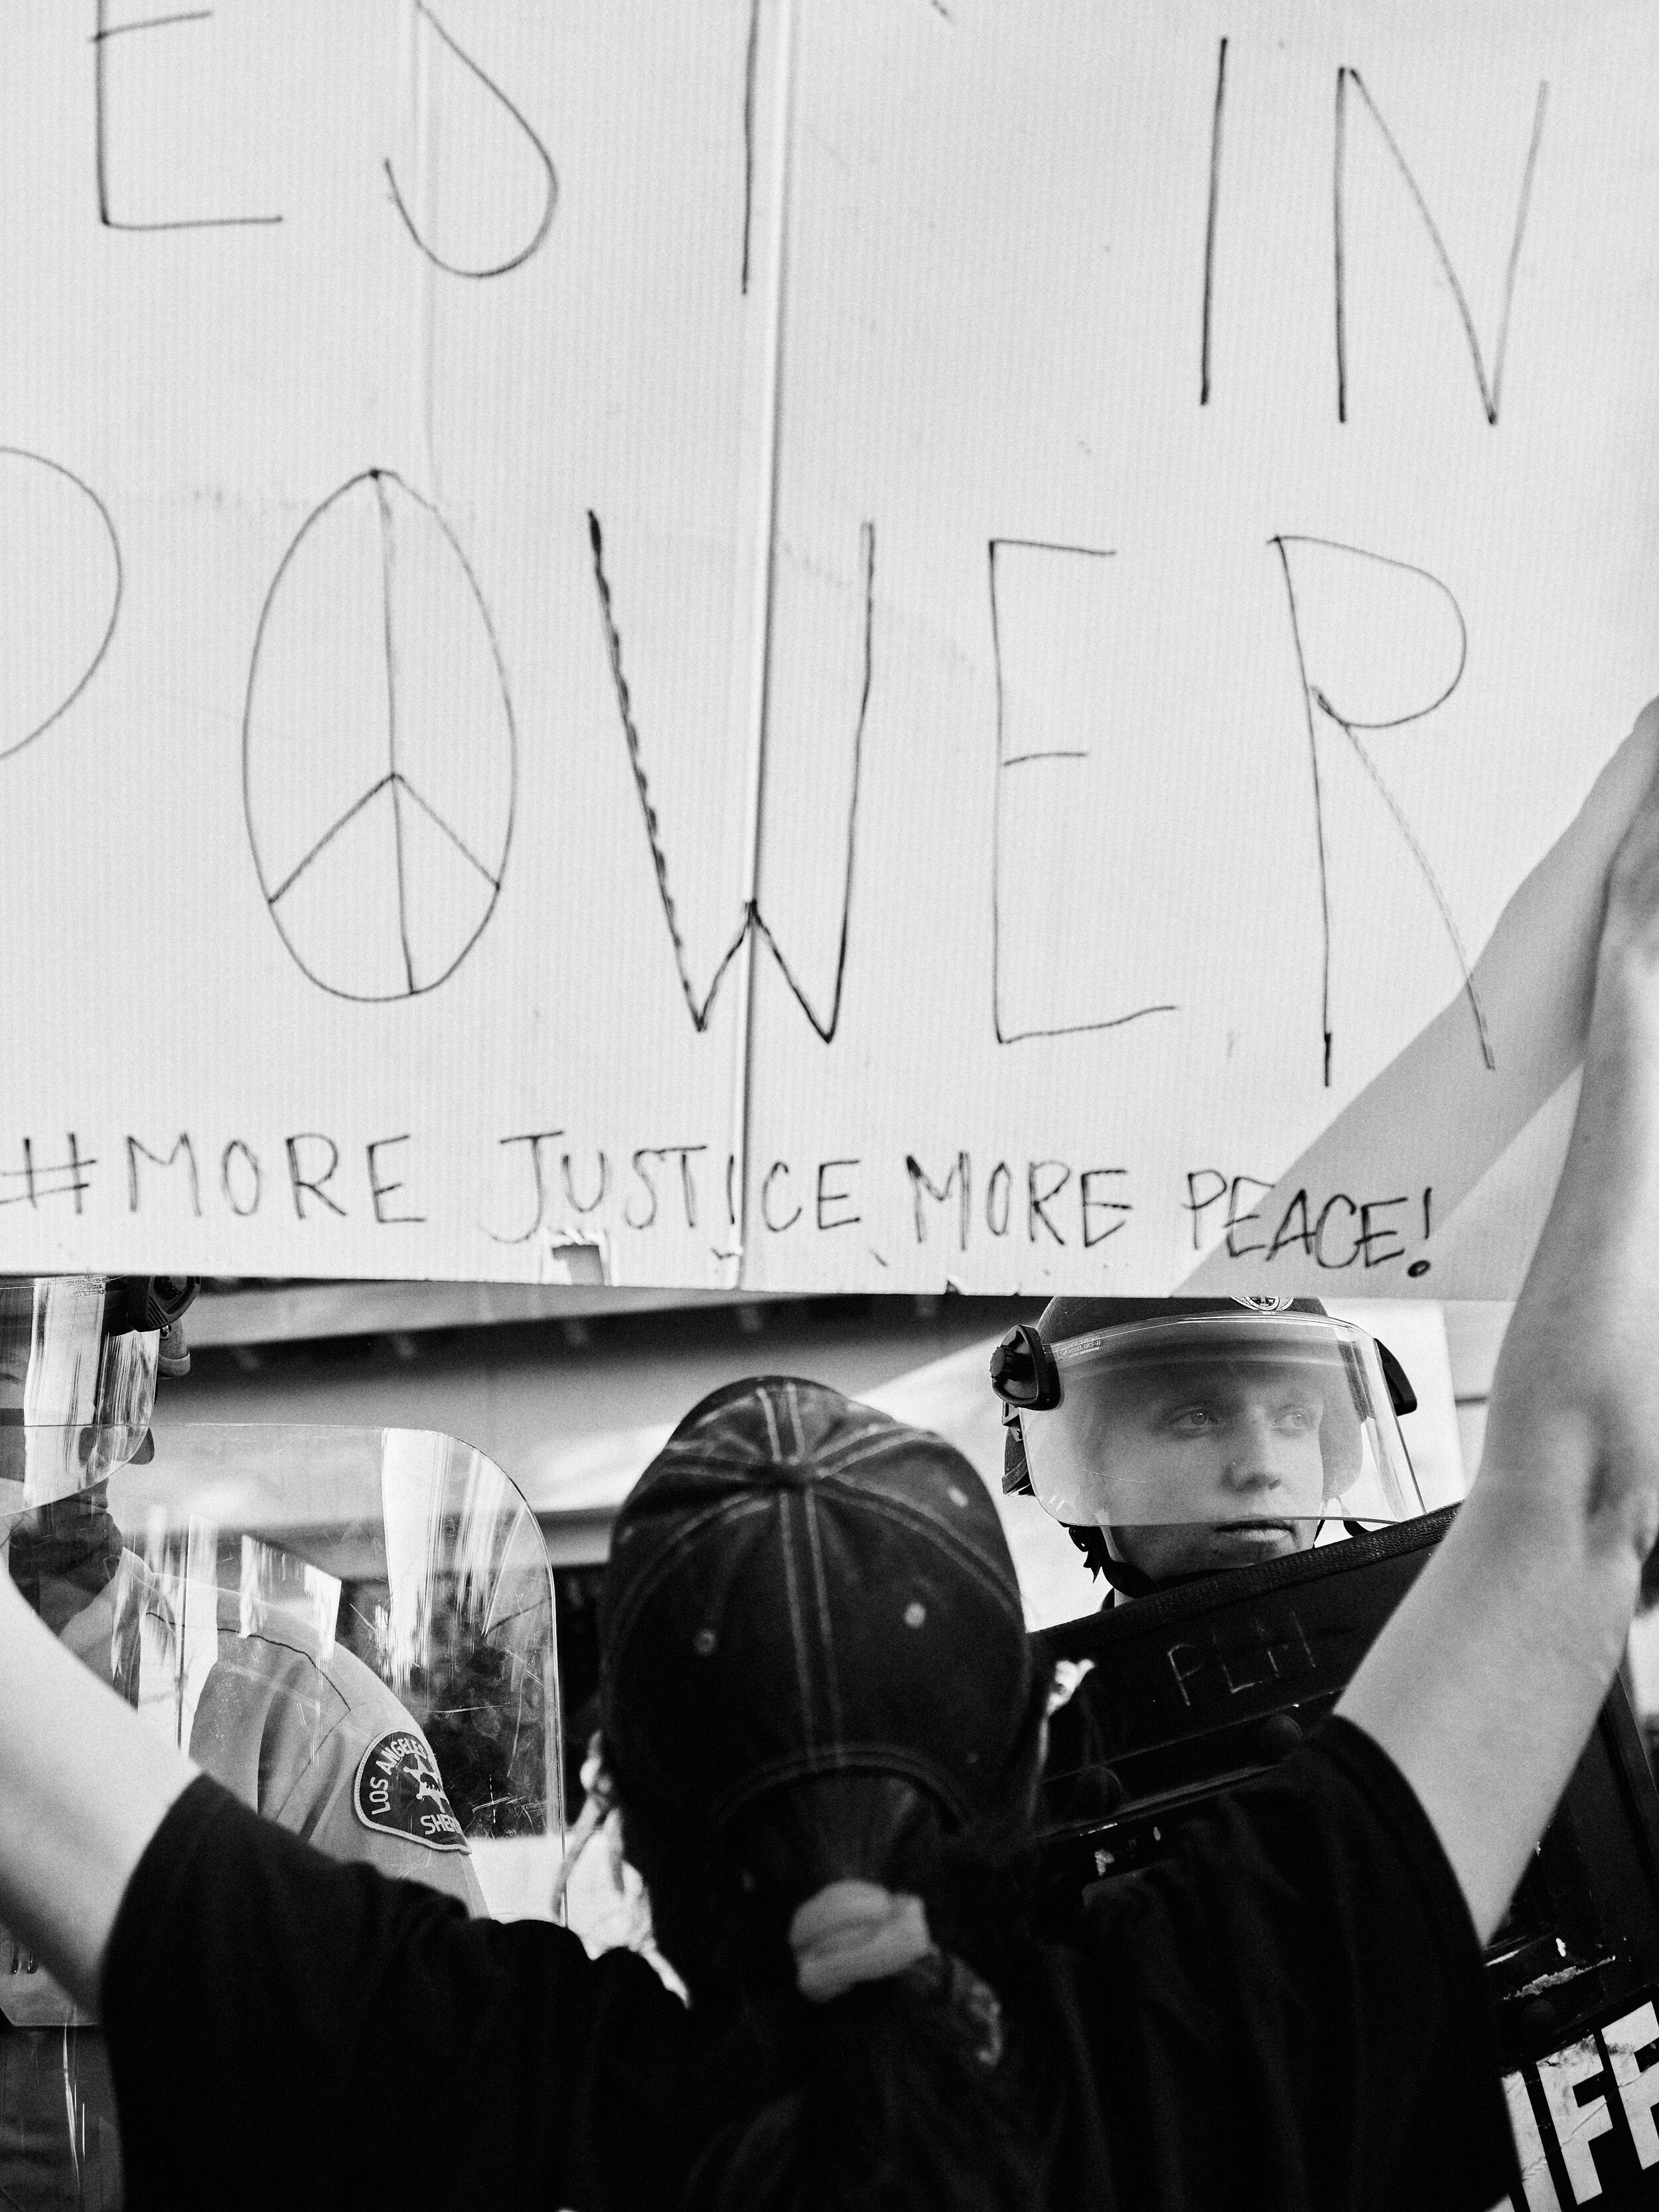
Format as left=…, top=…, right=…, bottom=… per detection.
left=243, top=469, right=516, bottom=1001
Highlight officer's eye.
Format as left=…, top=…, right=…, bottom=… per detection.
left=1165, top=1404, right=1218, bottom=1434
left=1271, top=1399, right=1319, bottom=1434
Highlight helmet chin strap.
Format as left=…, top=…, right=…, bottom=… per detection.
left=1068, top=1516, right=1354, bottom=1599
left=1066, top=1525, right=1169, bottom=1599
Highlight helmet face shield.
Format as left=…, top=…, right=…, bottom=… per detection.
left=1018, top=1313, right=1421, bottom=1569
left=0, top=1278, right=160, bottom=1506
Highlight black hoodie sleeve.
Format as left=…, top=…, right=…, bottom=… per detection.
left=103, top=1775, right=690, bottom=2211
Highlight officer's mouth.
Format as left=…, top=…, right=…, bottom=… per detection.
left=1204, top=1518, right=1301, bottom=1554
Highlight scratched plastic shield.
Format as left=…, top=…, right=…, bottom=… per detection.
left=0, top=1424, right=559, bottom=2207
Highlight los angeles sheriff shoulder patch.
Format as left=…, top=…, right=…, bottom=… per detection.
left=353, top=1730, right=469, bottom=1854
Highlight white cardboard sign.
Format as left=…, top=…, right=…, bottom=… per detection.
left=1, top=0, right=1655, bottom=1292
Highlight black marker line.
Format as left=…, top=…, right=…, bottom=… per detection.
left=741, top=0, right=760, bottom=295
left=562, top=1151, right=610, bottom=1217
left=376, top=474, right=417, bottom=997
left=244, top=468, right=517, bottom=1001
left=1293, top=535, right=1467, bottom=731
left=1316, top=692, right=1494, bottom=1069
left=415, top=481, right=519, bottom=995
left=589, top=508, right=873, bottom=1041
left=992, top=536, right=1115, bottom=559
left=484, top=1130, right=562, bottom=1247
left=0, top=1139, right=95, bottom=1212
left=1201, top=36, right=1226, bottom=407
left=1270, top=535, right=1333, bottom=1086
left=397, top=774, right=501, bottom=887
left=749, top=519, right=875, bottom=1041
left=0, top=450, right=123, bottom=764
left=988, top=541, right=1007, bottom=1043
left=588, top=508, right=735, bottom=1030
left=100, top=208, right=283, bottom=229
left=1002, top=749, right=1088, bottom=767
left=1001, top=1005, right=1181, bottom=1043
left=1275, top=532, right=1487, bottom=1078
left=94, top=1, right=283, bottom=231
left=988, top=538, right=1176, bottom=1044
left=267, top=774, right=396, bottom=904
left=90, top=9, right=211, bottom=40
left=0, top=1187, right=88, bottom=1211
left=1491, top=82, right=1549, bottom=421
left=697, top=920, right=757, bottom=1030
left=384, top=0, right=557, bottom=279
left=1333, top=68, right=1348, bottom=425
left=1344, top=69, right=1547, bottom=425
left=99, top=210, right=281, bottom=232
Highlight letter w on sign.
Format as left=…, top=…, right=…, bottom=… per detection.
left=588, top=512, right=873, bottom=1041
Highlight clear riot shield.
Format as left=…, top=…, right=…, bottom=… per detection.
left=0, top=1424, right=560, bottom=2211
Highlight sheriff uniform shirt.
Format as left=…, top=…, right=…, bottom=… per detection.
left=101, top=1718, right=1518, bottom=2212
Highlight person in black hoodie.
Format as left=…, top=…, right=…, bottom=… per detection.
left=6, top=1372, right=1518, bottom=2209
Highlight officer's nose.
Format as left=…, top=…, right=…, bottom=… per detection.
left=1218, top=1403, right=1285, bottom=1493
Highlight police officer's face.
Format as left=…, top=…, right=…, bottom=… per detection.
left=1094, top=1362, right=1328, bottom=1582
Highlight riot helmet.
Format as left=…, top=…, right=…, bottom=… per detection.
left=991, top=1297, right=1422, bottom=1596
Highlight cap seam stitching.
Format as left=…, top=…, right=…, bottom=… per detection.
left=828, top=1488, right=1020, bottom=1612
left=802, top=1488, right=845, bottom=1744
left=777, top=1489, right=817, bottom=1756
left=758, top=1385, right=784, bottom=1463
left=712, top=1744, right=977, bottom=1830
left=784, top=1378, right=807, bottom=1457
left=602, top=1491, right=777, bottom=1655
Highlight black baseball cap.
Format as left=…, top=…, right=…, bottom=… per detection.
left=599, top=1376, right=1042, bottom=1842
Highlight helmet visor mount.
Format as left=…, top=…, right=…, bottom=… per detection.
left=1017, top=1313, right=1421, bottom=1560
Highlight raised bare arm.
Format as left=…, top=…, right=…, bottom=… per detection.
left=0, top=1571, right=195, bottom=2008
left=1340, top=707, right=1659, bottom=1941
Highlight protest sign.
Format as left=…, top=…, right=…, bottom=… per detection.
left=1, top=1, right=1654, bottom=1290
